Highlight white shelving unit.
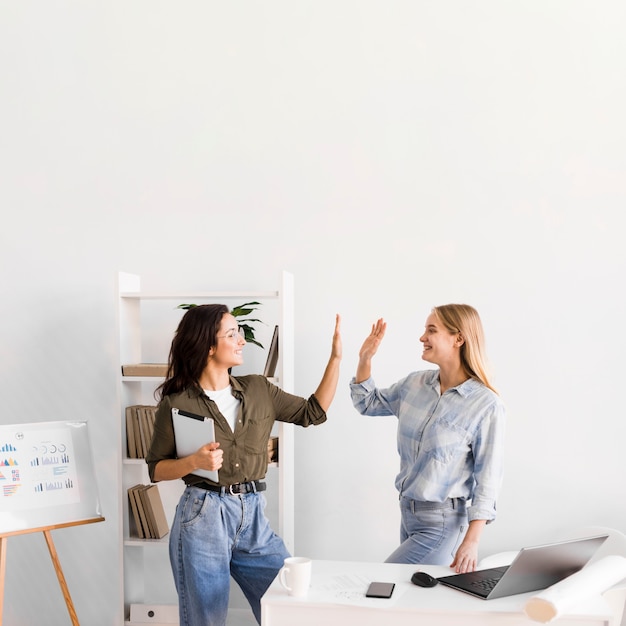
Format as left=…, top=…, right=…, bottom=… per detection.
left=115, top=271, right=295, bottom=624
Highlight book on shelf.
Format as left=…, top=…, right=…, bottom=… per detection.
left=128, top=484, right=146, bottom=538
left=139, top=406, right=155, bottom=454
left=138, top=485, right=156, bottom=538
left=128, top=483, right=169, bottom=539
left=263, top=325, right=279, bottom=378
left=122, top=363, right=168, bottom=377
left=143, top=484, right=169, bottom=538
left=126, top=405, right=157, bottom=459
left=125, top=406, right=138, bottom=459
left=267, top=436, right=279, bottom=464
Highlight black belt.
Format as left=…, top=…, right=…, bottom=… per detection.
left=191, top=480, right=266, bottom=496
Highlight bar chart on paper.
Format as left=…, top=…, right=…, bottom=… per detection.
left=1, top=424, right=80, bottom=514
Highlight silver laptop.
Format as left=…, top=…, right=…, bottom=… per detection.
left=437, top=534, right=608, bottom=600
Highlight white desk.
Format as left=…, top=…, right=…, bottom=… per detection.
left=261, top=560, right=614, bottom=626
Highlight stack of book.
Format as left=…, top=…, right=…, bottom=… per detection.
left=128, top=483, right=169, bottom=539
left=126, top=405, right=157, bottom=458
left=122, top=363, right=168, bottom=377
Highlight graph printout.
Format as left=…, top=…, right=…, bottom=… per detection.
left=0, top=424, right=80, bottom=511
left=0, top=421, right=102, bottom=534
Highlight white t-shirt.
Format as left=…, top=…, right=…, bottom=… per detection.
left=204, top=385, right=240, bottom=433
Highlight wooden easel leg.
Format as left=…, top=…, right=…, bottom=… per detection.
left=43, top=530, right=80, bottom=626
left=0, top=536, right=7, bottom=626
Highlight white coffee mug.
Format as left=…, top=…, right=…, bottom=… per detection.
left=279, top=557, right=312, bottom=597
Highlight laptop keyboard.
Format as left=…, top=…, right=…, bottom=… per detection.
left=470, top=576, right=501, bottom=593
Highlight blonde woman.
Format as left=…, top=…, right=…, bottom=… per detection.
left=350, top=304, right=505, bottom=574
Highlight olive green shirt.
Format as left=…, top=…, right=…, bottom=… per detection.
left=146, top=375, right=327, bottom=486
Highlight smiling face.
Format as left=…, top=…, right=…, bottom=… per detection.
left=209, top=312, right=246, bottom=369
left=419, top=312, right=463, bottom=368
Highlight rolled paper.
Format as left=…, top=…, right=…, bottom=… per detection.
left=524, top=555, right=626, bottom=623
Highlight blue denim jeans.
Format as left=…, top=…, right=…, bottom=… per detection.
left=384, top=497, right=467, bottom=565
left=169, top=485, right=290, bottom=626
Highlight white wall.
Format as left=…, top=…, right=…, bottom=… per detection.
left=1, top=2, right=625, bottom=624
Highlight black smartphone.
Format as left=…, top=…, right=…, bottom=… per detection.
left=365, top=581, right=395, bottom=598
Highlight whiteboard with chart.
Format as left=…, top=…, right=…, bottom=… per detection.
left=0, top=420, right=102, bottom=534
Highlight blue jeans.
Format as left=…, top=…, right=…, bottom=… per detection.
left=169, top=485, right=290, bottom=626
left=385, top=497, right=467, bottom=565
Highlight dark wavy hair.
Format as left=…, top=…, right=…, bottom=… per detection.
left=156, top=303, right=229, bottom=399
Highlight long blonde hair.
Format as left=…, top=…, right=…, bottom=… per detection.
left=432, top=304, right=498, bottom=394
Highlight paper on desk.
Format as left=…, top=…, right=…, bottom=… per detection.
left=524, top=555, right=626, bottom=623
left=309, top=572, right=405, bottom=607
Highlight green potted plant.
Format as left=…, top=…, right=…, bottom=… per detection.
left=177, top=301, right=265, bottom=348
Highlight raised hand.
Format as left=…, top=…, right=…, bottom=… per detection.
left=355, top=318, right=386, bottom=383
left=359, top=318, right=387, bottom=361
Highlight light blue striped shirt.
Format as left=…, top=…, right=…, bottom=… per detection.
left=350, top=370, right=505, bottom=522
